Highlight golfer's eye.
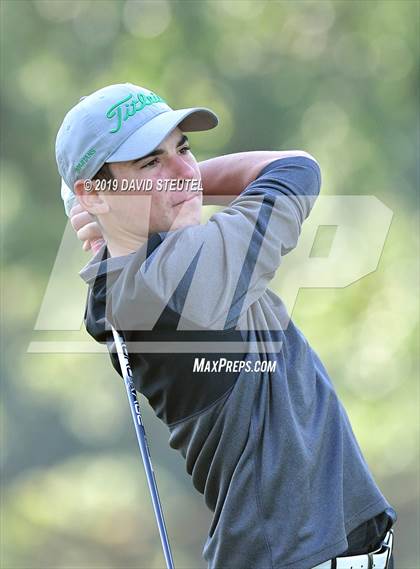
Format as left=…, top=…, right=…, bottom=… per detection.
left=141, top=158, right=159, bottom=169
left=179, top=146, right=191, bottom=154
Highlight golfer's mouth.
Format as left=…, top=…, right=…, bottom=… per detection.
left=173, top=194, right=200, bottom=207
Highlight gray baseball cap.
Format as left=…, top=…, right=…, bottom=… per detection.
left=55, top=82, right=218, bottom=194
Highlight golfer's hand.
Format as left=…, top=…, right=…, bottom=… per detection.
left=69, top=203, right=104, bottom=252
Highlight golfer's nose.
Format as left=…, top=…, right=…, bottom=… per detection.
left=170, top=155, right=196, bottom=179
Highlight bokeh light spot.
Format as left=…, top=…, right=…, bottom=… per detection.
left=123, top=0, right=171, bottom=38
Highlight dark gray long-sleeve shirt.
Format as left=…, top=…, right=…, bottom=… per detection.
left=79, top=156, right=396, bottom=568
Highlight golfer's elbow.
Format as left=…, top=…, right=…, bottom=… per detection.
left=306, top=154, right=321, bottom=195
left=276, top=150, right=322, bottom=197
left=292, top=153, right=322, bottom=220
left=294, top=152, right=322, bottom=198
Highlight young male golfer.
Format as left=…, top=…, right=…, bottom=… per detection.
left=56, top=83, right=397, bottom=569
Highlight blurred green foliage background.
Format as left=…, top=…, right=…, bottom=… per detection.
left=1, top=1, right=418, bottom=567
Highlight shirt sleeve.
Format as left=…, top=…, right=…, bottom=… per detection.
left=135, top=155, right=321, bottom=330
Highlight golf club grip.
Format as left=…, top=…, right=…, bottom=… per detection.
left=111, top=326, right=175, bottom=569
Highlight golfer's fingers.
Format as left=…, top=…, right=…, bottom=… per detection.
left=69, top=203, right=84, bottom=217
left=82, top=240, right=91, bottom=252
left=70, top=210, right=95, bottom=233
left=77, top=221, right=102, bottom=243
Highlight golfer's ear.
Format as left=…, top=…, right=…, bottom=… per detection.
left=74, top=179, right=110, bottom=215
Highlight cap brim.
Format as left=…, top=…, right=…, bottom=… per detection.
left=105, top=107, right=218, bottom=163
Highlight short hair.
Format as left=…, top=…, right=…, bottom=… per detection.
left=92, top=162, right=114, bottom=182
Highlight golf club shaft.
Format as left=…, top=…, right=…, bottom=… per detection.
left=111, top=326, right=175, bottom=569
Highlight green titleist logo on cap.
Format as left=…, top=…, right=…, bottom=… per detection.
left=106, top=91, right=166, bottom=134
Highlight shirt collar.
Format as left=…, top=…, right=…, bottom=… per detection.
left=79, top=231, right=167, bottom=284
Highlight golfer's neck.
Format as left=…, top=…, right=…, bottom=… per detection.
left=104, top=230, right=147, bottom=258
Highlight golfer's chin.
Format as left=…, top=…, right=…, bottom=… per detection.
left=169, top=199, right=202, bottom=230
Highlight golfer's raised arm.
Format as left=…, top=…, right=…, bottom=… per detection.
left=199, top=150, right=318, bottom=204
